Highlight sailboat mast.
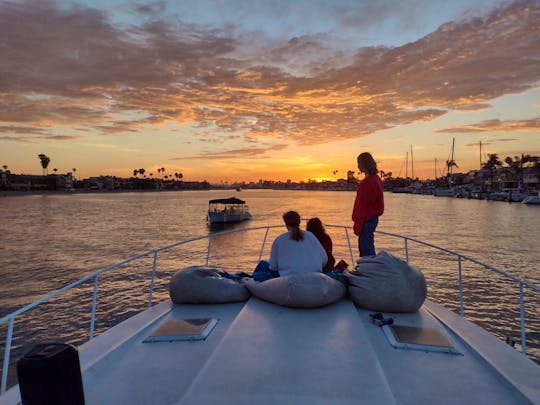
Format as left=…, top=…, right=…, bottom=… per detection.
left=405, top=152, right=408, bottom=180
left=479, top=140, right=482, bottom=169
left=450, top=138, right=455, bottom=176
left=410, top=145, right=414, bottom=180
left=449, top=137, right=455, bottom=187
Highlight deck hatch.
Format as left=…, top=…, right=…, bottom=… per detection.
left=382, top=324, right=461, bottom=355
left=143, top=318, right=218, bottom=343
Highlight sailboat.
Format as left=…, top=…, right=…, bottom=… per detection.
left=434, top=138, right=457, bottom=197
left=392, top=146, right=414, bottom=193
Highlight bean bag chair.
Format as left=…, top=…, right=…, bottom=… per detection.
left=345, top=251, right=427, bottom=313
left=244, top=272, right=346, bottom=308
left=169, top=266, right=250, bottom=304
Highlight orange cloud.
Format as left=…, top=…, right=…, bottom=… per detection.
left=0, top=0, right=538, bottom=151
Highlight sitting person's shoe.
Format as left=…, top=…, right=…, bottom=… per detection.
left=334, top=259, right=348, bottom=272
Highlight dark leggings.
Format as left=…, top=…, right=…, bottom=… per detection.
left=253, top=260, right=279, bottom=282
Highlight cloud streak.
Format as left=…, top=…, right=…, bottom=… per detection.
left=172, top=144, right=288, bottom=160
left=0, top=0, right=539, bottom=149
left=437, top=117, right=540, bottom=133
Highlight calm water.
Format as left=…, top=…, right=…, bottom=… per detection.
left=1, top=190, right=539, bottom=386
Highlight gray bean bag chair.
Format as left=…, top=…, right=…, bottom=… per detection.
left=244, top=272, right=346, bottom=308
left=345, top=251, right=427, bottom=313
left=169, top=266, right=250, bottom=304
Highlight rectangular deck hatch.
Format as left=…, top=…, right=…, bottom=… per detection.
left=143, top=318, right=218, bottom=343
left=382, top=324, right=461, bottom=355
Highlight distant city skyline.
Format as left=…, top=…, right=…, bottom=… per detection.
left=1, top=0, right=539, bottom=182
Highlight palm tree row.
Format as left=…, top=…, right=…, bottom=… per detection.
left=133, top=168, right=183, bottom=181
left=481, top=153, right=539, bottom=190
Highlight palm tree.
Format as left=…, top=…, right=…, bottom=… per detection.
left=483, top=153, right=502, bottom=171
left=38, top=154, right=50, bottom=175
left=53, top=168, right=58, bottom=174
left=483, top=154, right=503, bottom=191
left=445, top=159, right=458, bottom=174
left=138, top=168, right=145, bottom=177
left=504, top=155, right=522, bottom=188
left=133, top=169, right=138, bottom=177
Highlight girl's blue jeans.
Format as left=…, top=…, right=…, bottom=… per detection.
left=358, top=216, right=378, bottom=257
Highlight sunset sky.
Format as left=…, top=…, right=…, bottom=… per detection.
left=1, top=0, right=539, bottom=183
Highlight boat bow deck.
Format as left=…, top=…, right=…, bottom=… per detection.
left=178, top=298, right=395, bottom=405
left=2, top=297, right=539, bottom=404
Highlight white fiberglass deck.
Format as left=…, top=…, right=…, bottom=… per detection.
left=4, top=296, right=537, bottom=405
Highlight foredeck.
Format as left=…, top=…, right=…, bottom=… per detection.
left=4, top=296, right=537, bottom=405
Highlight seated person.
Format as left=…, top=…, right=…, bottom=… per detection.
left=306, top=217, right=335, bottom=272
left=255, top=211, right=327, bottom=279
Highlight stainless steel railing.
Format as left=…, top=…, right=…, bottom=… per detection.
left=1, top=225, right=539, bottom=394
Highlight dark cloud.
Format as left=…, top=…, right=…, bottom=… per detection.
left=48, top=135, right=82, bottom=140
left=452, top=103, right=492, bottom=112
left=437, top=117, right=540, bottom=133
left=0, top=125, right=48, bottom=134
left=172, top=144, right=287, bottom=159
left=0, top=0, right=538, bottom=146
left=0, top=136, right=33, bottom=143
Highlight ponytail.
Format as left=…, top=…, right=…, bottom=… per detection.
left=283, top=211, right=304, bottom=241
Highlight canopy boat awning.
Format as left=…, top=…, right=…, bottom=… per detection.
left=208, top=197, right=246, bottom=205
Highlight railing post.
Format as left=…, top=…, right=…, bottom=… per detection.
left=1, top=318, right=14, bottom=394
left=205, top=236, right=213, bottom=266
left=458, top=256, right=464, bottom=316
left=148, top=250, right=158, bottom=308
left=345, top=227, right=355, bottom=266
left=404, top=238, right=409, bottom=263
left=519, top=282, right=527, bottom=355
left=89, top=274, right=99, bottom=340
left=258, top=227, right=270, bottom=262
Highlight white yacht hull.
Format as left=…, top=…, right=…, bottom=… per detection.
left=523, top=196, right=540, bottom=205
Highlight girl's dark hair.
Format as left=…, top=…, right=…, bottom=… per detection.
left=283, top=211, right=303, bottom=241
left=306, top=217, right=325, bottom=241
left=357, top=152, right=378, bottom=175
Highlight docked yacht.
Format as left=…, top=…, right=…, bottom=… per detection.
left=433, top=188, right=455, bottom=197
left=523, top=195, right=540, bottom=205
left=1, top=225, right=539, bottom=404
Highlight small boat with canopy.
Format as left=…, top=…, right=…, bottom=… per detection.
left=206, top=197, right=252, bottom=223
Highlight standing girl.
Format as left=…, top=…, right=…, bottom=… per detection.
left=352, top=152, right=384, bottom=257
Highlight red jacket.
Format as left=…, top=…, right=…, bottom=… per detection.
left=352, top=174, right=384, bottom=235
left=319, top=233, right=335, bottom=271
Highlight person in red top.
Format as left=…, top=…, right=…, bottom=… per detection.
left=352, top=152, right=384, bottom=257
left=306, top=217, right=335, bottom=271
